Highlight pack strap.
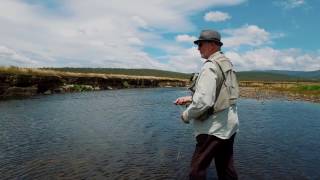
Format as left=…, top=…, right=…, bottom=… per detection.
left=204, top=60, right=225, bottom=115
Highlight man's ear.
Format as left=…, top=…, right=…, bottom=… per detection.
left=210, top=42, right=218, bottom=51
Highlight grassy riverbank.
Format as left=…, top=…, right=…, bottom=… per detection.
left=0, top=66, right=188, bottom=100
left=43, top=67, right=191, bottom=79
left=239, top=82, right=320, bottom=103
left=0, top=66, right=188, bottom=81
left=1, top=66, right=319, bottom=102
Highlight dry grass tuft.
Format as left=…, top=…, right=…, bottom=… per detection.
left=0, top=66, right=187, bottom=81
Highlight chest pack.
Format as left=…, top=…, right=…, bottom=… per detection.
left=208, top=52, right=239, bottom=113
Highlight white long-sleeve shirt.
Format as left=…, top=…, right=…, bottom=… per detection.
left=183, top=51, right=239, bottom=139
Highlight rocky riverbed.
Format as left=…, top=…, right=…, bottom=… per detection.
left=240, top=87, right=320, bottom=103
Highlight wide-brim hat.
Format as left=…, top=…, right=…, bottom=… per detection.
left=194, top=29, right=223, bottom=46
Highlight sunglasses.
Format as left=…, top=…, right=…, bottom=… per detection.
left=197, top=42, right=207, bottom=48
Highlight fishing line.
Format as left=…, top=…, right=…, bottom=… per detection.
left=175, top=104, right=189, bottom=161
left=112, top=90, right=190, bottom=161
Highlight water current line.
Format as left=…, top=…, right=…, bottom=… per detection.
left=112, top=90, right=189, bottom=161
left=176, top=104, right=188, bottom=161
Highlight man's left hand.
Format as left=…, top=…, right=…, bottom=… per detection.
left=181, top=111, right=189, bottom=124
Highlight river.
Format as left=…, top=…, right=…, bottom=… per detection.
left=1, top=88, right=320, bottom=179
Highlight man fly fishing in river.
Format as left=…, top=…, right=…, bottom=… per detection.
left=175, top=29, right=239, bottom=180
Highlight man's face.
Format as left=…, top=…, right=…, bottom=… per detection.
left=197, top=41, right=217, bottom=59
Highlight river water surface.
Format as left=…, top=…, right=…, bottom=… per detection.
left=1, top=88, right=320, bottom=179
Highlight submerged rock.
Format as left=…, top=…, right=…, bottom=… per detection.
left=1, top=86, right=37, bottom=99
left=43, top=90, right=52, bottom=95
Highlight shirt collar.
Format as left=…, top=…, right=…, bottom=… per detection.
left=206, top=51, right=222, bottom=63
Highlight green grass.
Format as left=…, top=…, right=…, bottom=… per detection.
left=237, top=71, right=308, bottom=82
left=268, top=84, right=320, bottom=96
left=72, top=85, right=93, bottom=92
left=297, top=85, right=320, bottom=91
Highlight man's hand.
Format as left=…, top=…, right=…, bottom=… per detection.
left=181, top=111, right=189, bottom=124
left=174, top=96, right=192, bottom=105
left=174, top=96, right=192, bottom=124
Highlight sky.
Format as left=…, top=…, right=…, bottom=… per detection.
left=0, top=0, right=319, bottom=73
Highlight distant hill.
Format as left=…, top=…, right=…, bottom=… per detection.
left=236, top=71, right=303, bottom=81
left=238, top=70, right=320, bottom=82
left=265, top=70, right=320, bottom=81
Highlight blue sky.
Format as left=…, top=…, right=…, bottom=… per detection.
left=0, top=0, right=319, bottom=72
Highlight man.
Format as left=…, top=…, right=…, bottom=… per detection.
left=175, top=29, right=239, bottom=180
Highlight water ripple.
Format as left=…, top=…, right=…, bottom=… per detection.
left=1, top=89, right=319, bottom=179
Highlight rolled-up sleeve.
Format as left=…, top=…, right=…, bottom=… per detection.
left=183, top=64, right=217, bottom=121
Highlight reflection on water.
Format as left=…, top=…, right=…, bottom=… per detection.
left=1, top=88, right=320, bottom=179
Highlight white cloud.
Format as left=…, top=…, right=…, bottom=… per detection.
left=131, top=16, right=149, bottom=29
left=274, top=0, right=305, bottom=9
left=0, top=0, right=246, bottom=71
left=0, top=46, right=38, bottom=66
left=127, top=37, right=144, bottom=46
left=222, top=25, right=271, bottom=48
left=176, top=35, right=197, bottom=43
left=166, top=47, right=203, bottom=73
left=1, top=0, right=317, bottom=73
left=225, top=47, right=320, bottom=71
left=204, top=11, right=231, bottom=22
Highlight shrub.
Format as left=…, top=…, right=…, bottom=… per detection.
left=122, top=81, right=130, bottom=88
left=298, top=85, right=320, bottom=91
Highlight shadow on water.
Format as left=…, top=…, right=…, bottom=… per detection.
left=1, top=88, right=320, bottom=179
